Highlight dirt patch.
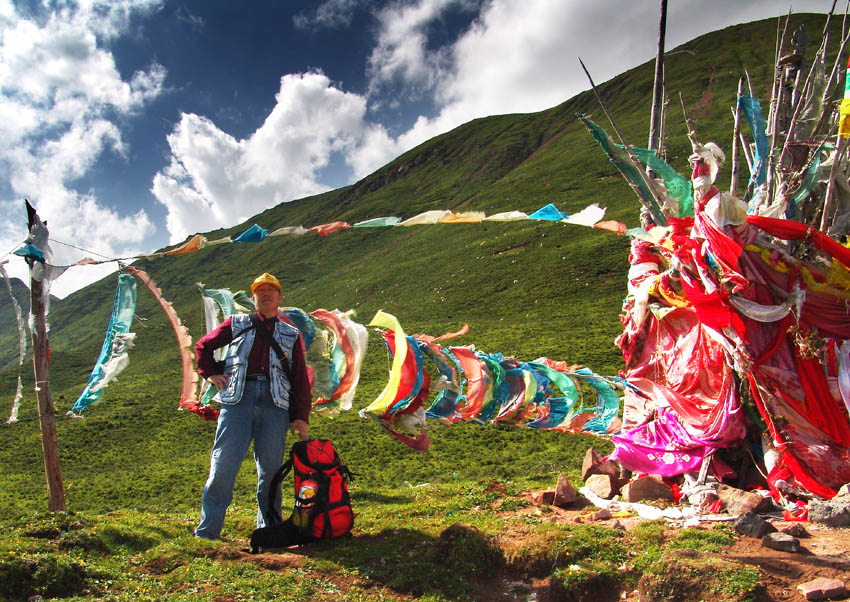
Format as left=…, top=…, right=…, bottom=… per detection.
left=725, top=521, right=850, bottom=601
left=202, top=546, right=307, bottom=570
left=495, top=501, right=850, bottom=601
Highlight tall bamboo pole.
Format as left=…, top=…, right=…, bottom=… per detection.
left=30, top=276, right=66, bottom=511
left=647, top=0, right=668, bottom=153
left=731, top=78, right=744, bottom=196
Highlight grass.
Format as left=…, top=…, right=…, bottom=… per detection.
left=0, top=12, right=838, bottom=601
left=0, top=505, right=768, bottom=601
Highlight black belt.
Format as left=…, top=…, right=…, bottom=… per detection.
left=246, top=374, right=268, bottom=381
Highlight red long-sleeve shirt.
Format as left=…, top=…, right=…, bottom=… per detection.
left=195, top=315, right=311, bottom=423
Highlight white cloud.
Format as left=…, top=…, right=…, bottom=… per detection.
left=153, top=72, right=385, bottom=243
left=293, top=0, right=363, bottom=30
left=354, top=0, right=835, bottom=161
left=366, top=0, right=457, bottom=97
left=0, top=0, right=164, bottom=297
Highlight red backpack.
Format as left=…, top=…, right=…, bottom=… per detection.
left=251, top=439, right=354, bottom=553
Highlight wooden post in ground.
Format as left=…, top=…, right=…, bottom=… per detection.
left=29, top=260, right=66, bottom=511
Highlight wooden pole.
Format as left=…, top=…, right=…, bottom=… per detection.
left=765, top=13, right=792, bottom=209
left=678, top=91, right=700, bottom=149
left=658, top=72, right=668, bottom=157
left=820, top=135, right=848, bottom=232
left=30, top=276, right=66, bottom=511
left=647, top=0, right=668, bottom=152
left=731, top=78, right=744, bottom=197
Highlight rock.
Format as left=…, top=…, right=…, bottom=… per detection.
left=761, top=532, right=800, bottom=553
left=797, top=577, right=847, bottom=601
left=572, top=515, right=583, bottom=523
left=621, top=476, right=674, bottom=503
left=554, top=474, right=578, bottom=507
left=585, top=474, right=621, bottom=499
left=781, top=523, right=810, bottom=538
left=531, top=490, right=555, bottom=505
left=716, top=484, right=773, bottom=515
left=611, top=519, right=625, bottom=530
left=733, top=511, right=777, bottom=539
left=591, top=508, right=612, bottom=521
left=835, top=483, right=850, bottom=500
left=808, top=498, right=850, bottom=528
left=582, top=447, right=621, bottom=482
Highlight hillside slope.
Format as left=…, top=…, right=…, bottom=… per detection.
left=0, top=14, right=837, bottom=519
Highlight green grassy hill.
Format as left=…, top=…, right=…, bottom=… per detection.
left=0, top=14, right=837, bottom=601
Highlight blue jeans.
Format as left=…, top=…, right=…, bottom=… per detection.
left=195, top=380, right=290, bottom=540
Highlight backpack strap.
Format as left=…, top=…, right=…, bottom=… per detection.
left=250, top=312, right=292, bottom=378
left=266, top=458, right=293, bottom=526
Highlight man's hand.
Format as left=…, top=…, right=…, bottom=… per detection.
left=208, top=374, right=228, bottom=390
left=291, top=419, right=309, bottom=441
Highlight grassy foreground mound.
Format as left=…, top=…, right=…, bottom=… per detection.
left=1, top=497, right=764, bottom=602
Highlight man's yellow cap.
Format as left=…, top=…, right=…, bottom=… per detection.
left=251, top=273, right=281, bottom=294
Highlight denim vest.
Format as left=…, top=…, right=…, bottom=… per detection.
left=216, top=313, right=300, bottom=409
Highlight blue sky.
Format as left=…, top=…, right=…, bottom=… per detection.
left=0, top=0, right=833, bottom=296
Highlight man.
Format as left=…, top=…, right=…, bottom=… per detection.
left=194, top=272, right=311, bottom=540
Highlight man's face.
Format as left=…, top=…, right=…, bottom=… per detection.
left=253, top=283, right=282, bottom=317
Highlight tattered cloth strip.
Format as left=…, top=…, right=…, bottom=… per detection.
left=631, top=148, right=694, bottom=218
left=308, top=221, right=350, bottom=237
left=128, top=268, right=213, bottom=420
left=362, top=311, right=413, bottom=418
left=529, top=203, right=568, bottom=221
left=233, top=224, right=268, bottom=243
left=363, top=311, right=622, bottom=448
left=360, top=311, right=431, bottom=451
left=738, top=94, right=769, bottom=186
left=438, top=211, right=485, bottom=224
left=310, top=309, right=368, bottom=414
left=484, top=211, right=528, bottom=222
left=413, top=322, right=469, bottom=343
left=270, top=225, right=307, bottom=236
left=73, top=257, right=104, bottom=265
left=594, top=220, right=628, bottom=235
left=747, top=215, right=850, bottom=271
left=838, top=52, right=850, bottom=138
left=1, top=265, right=26, bottom=423
left=399, top=210, right=451, bottom=226
left=205, top=235, right=231, bottom=246
left=70, top=273, right=137, bottom=413
left=353, top=216, right=401, bottom=227
left=570, top=367, right=621, bottom=433
left=165, top=234, right=206, bottom=255
left=196, top=287, right=239, bottom=407
left=564, top=203, right=606, bottom=227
